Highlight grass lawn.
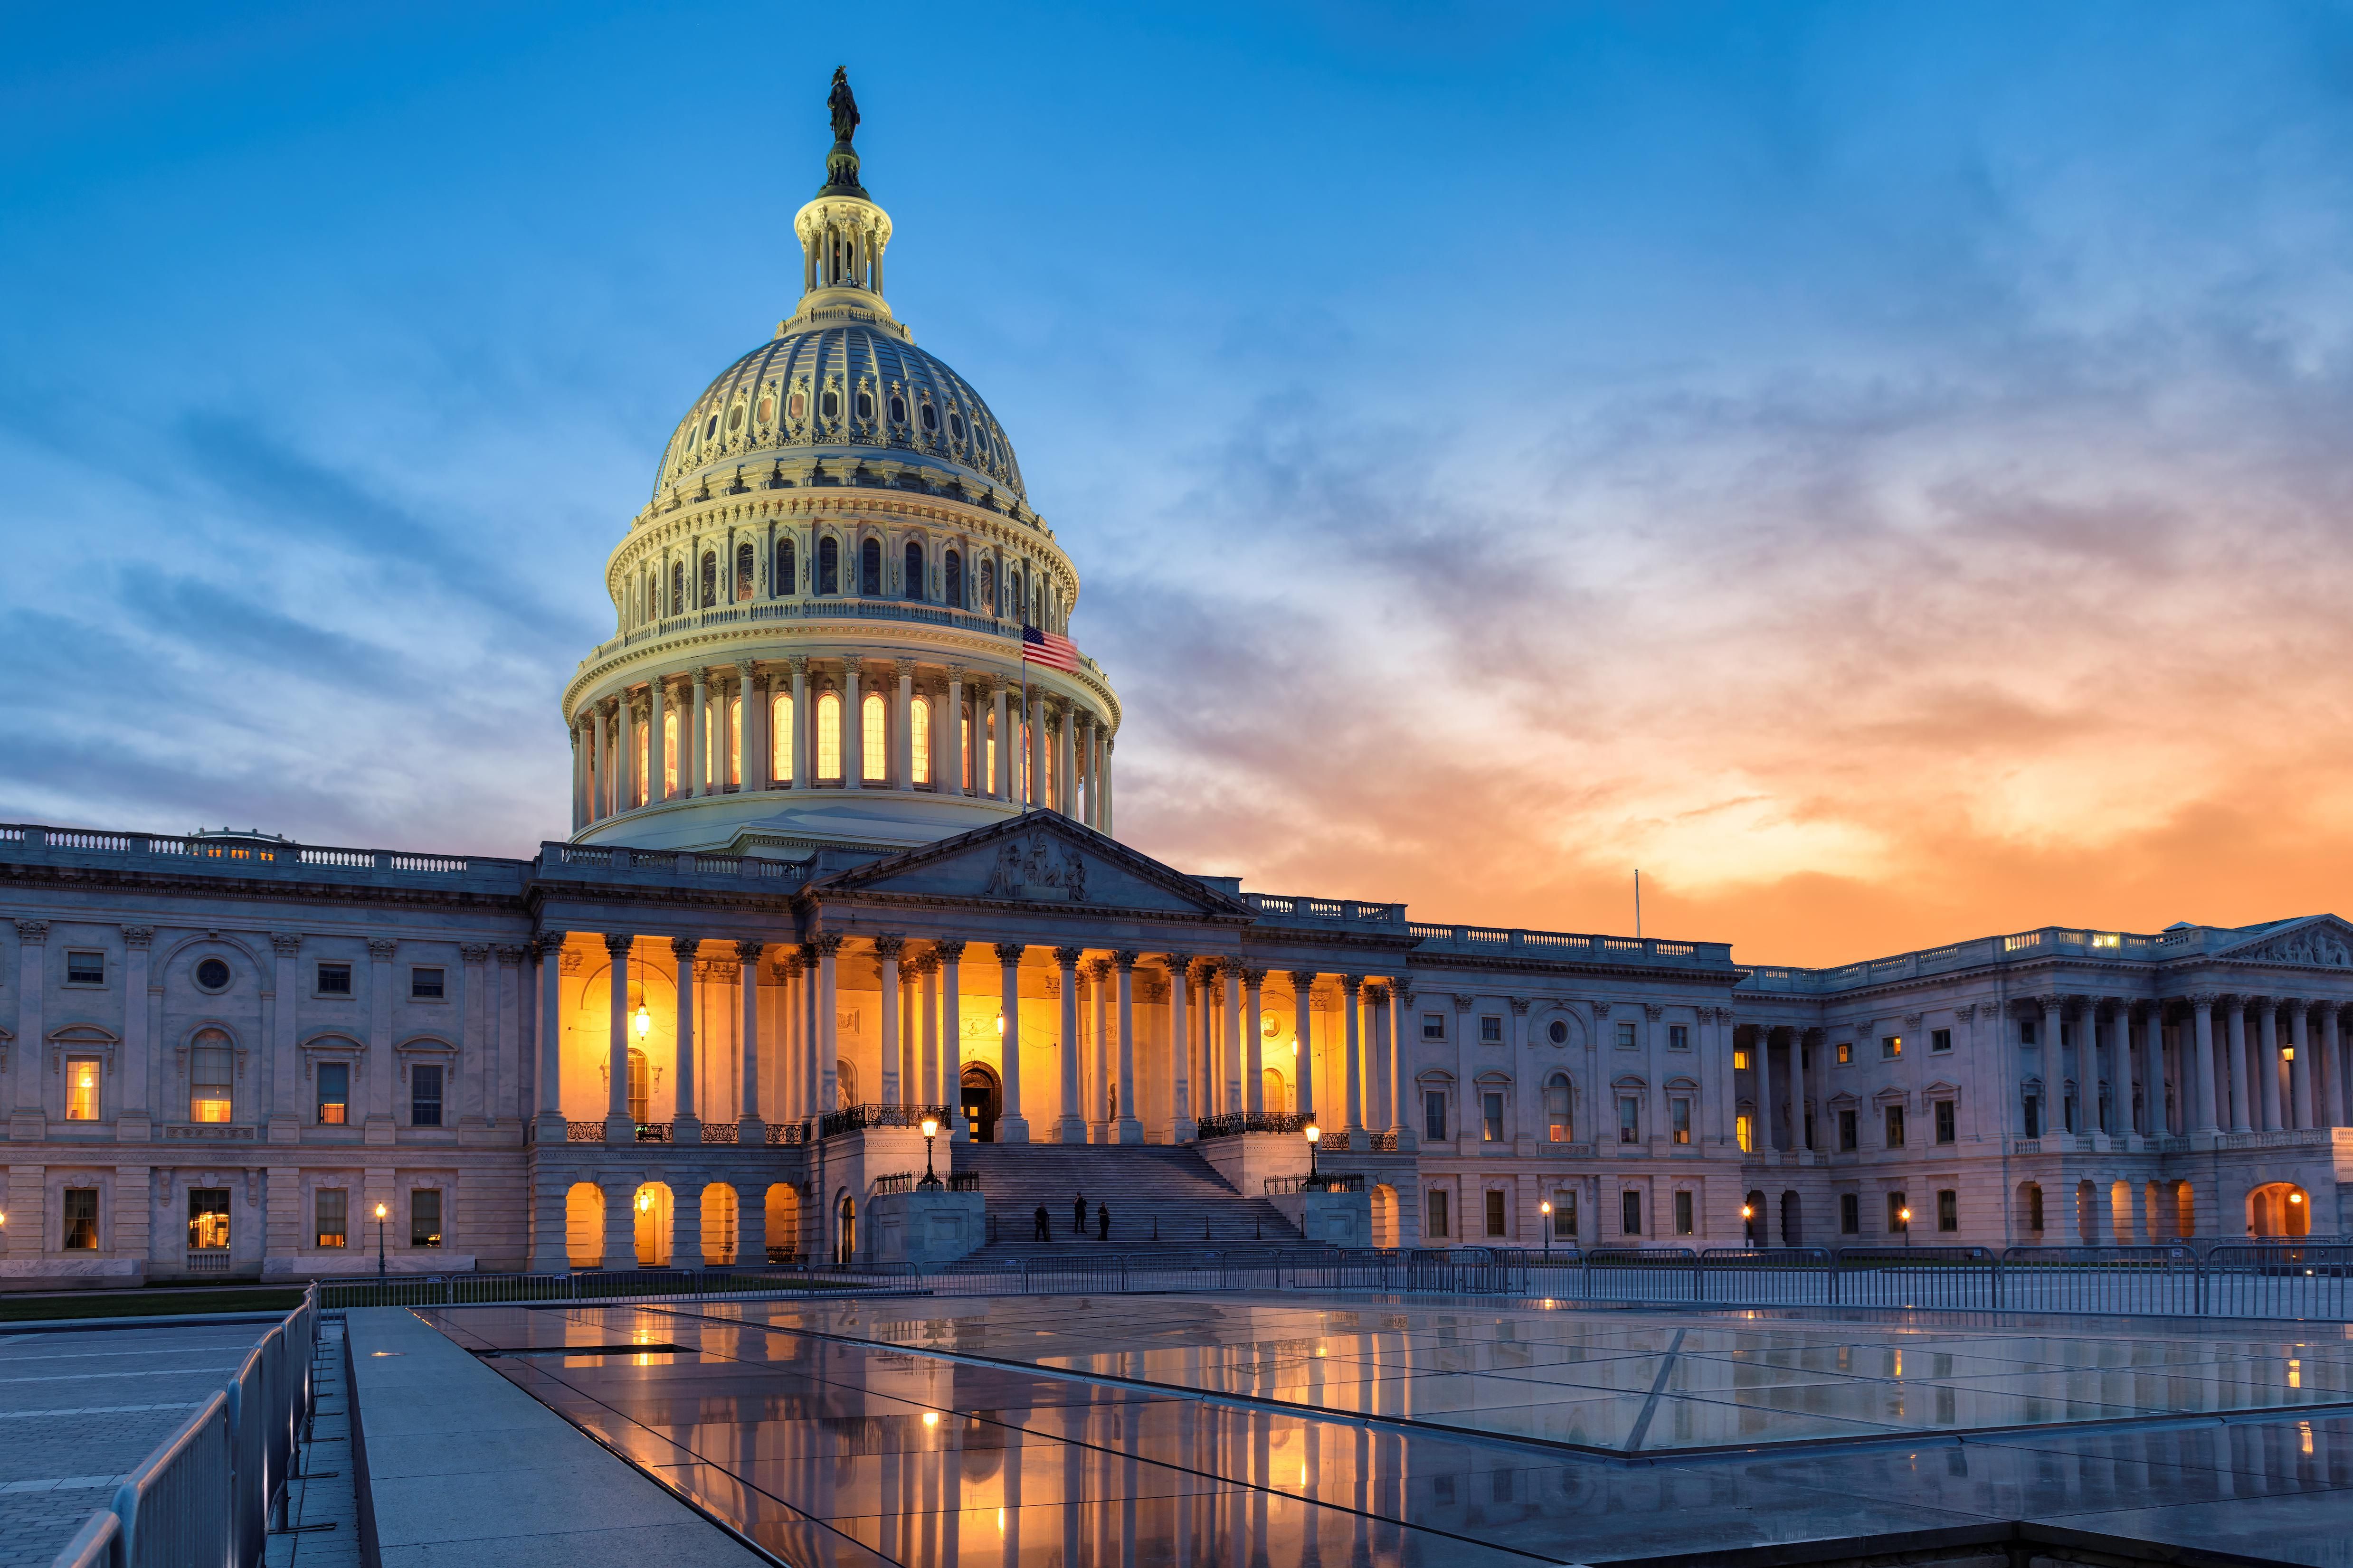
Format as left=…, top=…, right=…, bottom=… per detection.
left=0, top=1286, right=307, bottom=1322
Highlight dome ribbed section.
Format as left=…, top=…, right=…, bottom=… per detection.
left=654, top=322, right=1025, bottom=503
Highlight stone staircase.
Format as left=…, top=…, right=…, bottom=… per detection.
left=943, top=1142, right=1305, bottom=1266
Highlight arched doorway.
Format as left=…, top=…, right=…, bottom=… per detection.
left=2248, top=1181, right=2311, bottom=1238
left=701, top=1184, right=738, bottom=1266
left=1744, top=1189, right=1765, bottom=1246
left=634, top=1182, right=673, bottom=1266
left=564, top=1182, right=603, bottom=1269
left=1370, top=1184, right=1399, bottom=1249
left=1262, top=1067, right=1288, bottom=1114
left=961, top=1061, right=1002, bottom=1143
left=766, top=1183, right=801, bottom=1263
left=1778, top=1190, right=1802, bottom=1247
left=835, top=1191, right=857, bottom=1266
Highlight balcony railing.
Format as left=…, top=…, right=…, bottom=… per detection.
left=817, top=1102, right=954, bottom=1139
left=1194, top=1112, right=1313, bottom=1140
left=1263, top=1173, right=1365, bottom=1194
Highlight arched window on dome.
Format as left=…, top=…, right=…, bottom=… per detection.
left=861, top=692, right=886, bottom=782
left=888, top=392, right=906, bottom=425
left=911, top=695, right=931, bottom=785
left=816, top=692, right=842, bottom=782
left=770, top=690, right=792, bottom=783
left=816, top=537, right=839, bottom=595
left=859, top=538, right=882, bottom=597
left=903, top=541, right=924, bottom=601
left=669, top=562, right=685, bottom=617
left=735, top=543, right=754, bottom=602
left=944, top=549, right=963, bottom=609
left=700, top=551, right=717, bottom=607
left=977, top=559, right=995, bottom=615
left=774, top=537, right=796, bottom=597
left=663, top=709, right=679, bottom=798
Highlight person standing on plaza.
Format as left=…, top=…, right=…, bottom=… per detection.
left=1073, top=1190, right=1087, bottom=1236
left=1034, top=1205, right=1050, bottom=1242
left=1097, top=1202, right=1110, bottom=1242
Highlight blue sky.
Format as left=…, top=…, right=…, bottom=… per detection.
left=9, top=2, right=2353, bottom=960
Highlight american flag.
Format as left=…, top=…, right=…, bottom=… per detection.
left=1021, top=623, right=1081, bottom=673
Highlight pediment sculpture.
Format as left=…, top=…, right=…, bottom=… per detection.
left=2235, top=925, right=2353, bottom=968
left=982, top=828, right=1090, bottom=903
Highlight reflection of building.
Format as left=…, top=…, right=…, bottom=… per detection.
left=2, top=95, right=2349, bottom=1286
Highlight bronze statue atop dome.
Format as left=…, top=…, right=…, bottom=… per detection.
left=819, top=67, right=869, bottom=198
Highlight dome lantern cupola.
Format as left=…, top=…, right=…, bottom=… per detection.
left=787, top=68, right=899, bottom=337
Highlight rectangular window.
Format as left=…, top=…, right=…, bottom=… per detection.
left=1422, top=1013, right=1445, bottom=1040
left=316, top=1189, right=348, bottom=1249
left=1841, top=1192, right=1861, bottom=1233
left=1615, top=1021, right=1637, bottom=1048
left=1544, top=1079, right=1572, bottom=1141
left=410, top=1063, right=444, bottom=1127
left=1673, top=1190, right=1695, bottom=1236
left=411, top=1189, right=443, bottom=1248
left=1620, top=1190, right=1642, bottom=1236
left=188, top=1188, right=230, bottom=1251
left=1484, top=1190, right=1507, bottom=1237
left=1552, top=1192, right=1577, bottom=1238
left=1668, top=1024, right=1689, bottom=1050
left=1426, top=1188, right=1450, bottom=1239
left=1670, top=1098, right=1691, bottom=1145
left=1937, top=1189, right=1958, bottom=1233
left=1733, top=1048, right=1750, bottom=1071
left=1735, top=1112, right=1754, bottom=1152
left=2020, top=1020, right=2038, bottom=1046
left=317, top=1061, right=350, bottom=1125
left=1836, top=1040, right=1852, bottom=1064
left=62, top=1188, right=98, bottom=1250
left=65, top=1056, right=100, bottom=1120
left=190, top=1041, right=233, bottom=1123
left=410, top=967, right=445, bottom=1000
left=2022, top=1096, right=2041, bottom=1138
left=1881, top=1035, right=1902, bottom=1059
left=1885, top=1105, right=1906, bottom=1147
left=1479, top=1015, right=1503, bottom=1044
left=1888, top=1191, right=1909, bottom=1233
left=1617, top=1096, right=1640, bottom=1143
left=66, top=950, right=104, bottom=985
left=316, top=962, right=352, bottom=996
left=1839, top=1108, right=1858, bottom=1151
left=1423, top=1091, right=1448, bottom=1143
left=1934, top=1100, right=1955, bottom=1144
left=1931, top=1028, right=1952, bottom=1053
left=2027, top=1184, right=2045, bottom=1231
left=1481, top=1092, right=1505, bottom=1143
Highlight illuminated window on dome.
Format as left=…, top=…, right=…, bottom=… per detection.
left=863, top=693, right=886, bottom=781
left=816, top=693, right=842, bottom=781
left=757, top=392, right=774, bottom=424
left=727, top=693, right=741, bottom=787
left=663, top=711, right=678, bottom=796
left=771, top=692, right=793, bottom=782
left=961, top=710, right=973, bottom=790
left=912, top=697, right=931, bottom=784
left=788, top=390, right=806, bottom=421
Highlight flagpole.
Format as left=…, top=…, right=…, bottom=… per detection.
left=1018, top=638, right=1030, bottom=814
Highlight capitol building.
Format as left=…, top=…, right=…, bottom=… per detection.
left=3, top=92, right=2350, bottom=1288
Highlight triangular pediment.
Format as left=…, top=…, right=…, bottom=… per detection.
left=2214, top=915, right=2353, bottom=970
left=806, top=813, right=1255, bottom=919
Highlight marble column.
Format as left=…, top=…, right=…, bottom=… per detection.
left=2192, top=993, right=2221, bottom=1134
left=1290, top=972, right=1319, bottom=1124
left=990, top=679, right=1011, bottom=801
left=1057, top=705, right=1076, bottom=816
left=938, top=942, right=967, bottom=1138
left=1114, top=951, right=1141, bottom=1144
left=894, top=659, right=916, bottom=791
left=788, top=656, right=810, bottom=789
left=2144, top=1006, right=2167, bottom=1136
left=604, top=933, right=634, bottom=1143
left=1087, top=960, right=1111, bottom=1139
left=995, top=943, right=1030, bottom=1143
left=737, top=940, right=764, bottom=1142
left=2254, top=999, right=2281, bottom=1131
left=649, top=674, right=668, bottom=804
left=945, top=668, right=967, bottom=794
left=1055, top=947, right=1086, bottom=1142
left=590, top=704, right=609, bottom=819
left=688, top=667, right=709, bottom=797
left=670, top=937, right=700, bottom=1141
left=1028, top=688, right=1047, bottom=808
left=1243, top=968, right=1267, bottom=1117
left=1342, top=975, right=1365, bottom=1136
left=1224, top=962, right=1245, bottom=1117
left=815, top=935, right=842, bottom=1112
left=2325, top=1008, right=2347, bottom=1129
left=2288, top=1000, right=2314, bottom=1130
left=1391, top=983, right=1415, bottom=1146
left=918, top=952, right=941, bottom=1111
left=1166, top=953, right=1195, bottom=1142
left=534, top=934, right=566, bottom=1134
left=741, top=660, right=768, bottom=791
left=774, top=954, right=801, bottom=1125
left=1101, top=737, right=1115, bottom=836
left=876, top=936, right=904, bottom=1105
left=843, top=662, right=865, bottom=788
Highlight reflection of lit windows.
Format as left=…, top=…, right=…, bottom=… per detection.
left=1735, top=1111, right=1755, bottom=1152
left=316, top=1190, right=347, bottom=1249
left=1882, top=1035, right=1903, bottom=1059
left=190, top=1032, right=233, bottom=1123
left=66, top=1057, right=100, bottom=1120
left=1618, top=1096, right=1640, bottom=1143
left=1837, top=1041, right=1852, bottom=1064
left=1670, top=1097, right=1691, bottom=1145
left=188, top=1188, right=231, bottom=1251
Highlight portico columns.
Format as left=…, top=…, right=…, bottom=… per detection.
left=741, top=660, right=768, bottom=791
left=2325, top=1008, right=2346, bottom=1129
left=1243, top=968, right=1267, bottom=1116
left=918, top=953, right=940, bottom=1114
left=1166, top=954, right=1195, bottom=1142
left=815, top=934, right=842, bottom=1112
left=1087, top=960, right=1111, bottom=1138
left=590, top=705, right=609, bottom=819
left=534, top=932, right=567, bottom=1138
left=1101, top=737, right=1115, bottom=836
left=604, top=933, right=634, bottom=1143
left=2191, top=993, right=2221, bottom=1133
left=1028, top=688, right=1047, bottom=809
left=844, top=662, right=865, bottom=789
left=1224, top=963, right=1245, bottom=1116
left=875, top=935, right=904, bottom=1105
left=1290, top=972, right=1319, bottom=1124
left=774, top=954, right=801, bottom=1124
left=688, top=667, right=709, bottom=797
left=938, top=941, right=967, bottom=1138
left=1053, top=947, right=1086, bottom=1142
left=737, top=940, right=764, bottom=1142
left=647, top=675, right=667, bottom=804
left=671, top=936, right=701, bottom=1142
left=2288, top=1000, right=2314, bottom=1129
left=1113, top=951, right=1141, bottom=1143
left=788, top=656, right=810, bottom=789
left=2253, top=999, right=2281, bottom=1131
left=2142, top=1005, right=2165, bottom=1135
left=993, top=944, right=1030, bottom=1142
left=990, top=680, right=1011, bottom=801
left=1341, top=975, right=1365, bottom=1136
left=944, top=668, right=967, bottom=794
left=1390, top=983, right=1415, bottom=1146
left=894, top=659, right=916, bottom=791
left=1057, top=706, right=1076, bottom=816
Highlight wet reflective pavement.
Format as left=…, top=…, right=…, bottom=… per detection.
left=419, top=1295, right=2353, bottom=1566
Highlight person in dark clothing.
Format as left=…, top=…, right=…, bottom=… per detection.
left=1033, top=1205, right=1050, bottom=1242
left=1073, top=1191, right=1087, bottom=1235
left=1096, top=1202, right=1110, bottom=1241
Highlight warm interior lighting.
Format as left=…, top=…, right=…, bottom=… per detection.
left=921, top=1118, right=940, bottom=1139
left=1290, top=1037, right=1299, bottom=1056
left=995, top=1011, right=1006, bottom=1036
left=637, top=1190, right=654, bottom=1213
left=634, top=1005, right=652, bottom=1040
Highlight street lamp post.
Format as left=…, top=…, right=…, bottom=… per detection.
left=1540, top=1200, right=1552, bottom=1257
left=1741, top=1202, right=1755, bottom=1247
left=374, top=1202, right=389, bottom=1279
left=919, top=1117, right=943, bottom=1189
left=1899, top=1205, right=1913, bottom=1248
left=1304, top=1122, right=1321, bottom=1187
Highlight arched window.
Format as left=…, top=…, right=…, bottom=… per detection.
left=663, top=710, right=679, bottom=797
left=669, top=562, right=684, bottom=616
left=978, top=559, right=996, bottom=614
left=726, top=690, right=741, bottom=787
left=1545, top=1074, right=1573, bottom=1142
left=816, top=692, right=842, bottom=781
left=904, top=541, right=925, bottom=600
left=911, top=696, right=931, bottom=784
left=627, top=1048, right=650, bottom=1124
left=854, top=388, right=874, bottom=422
left=771, top=691, right=793, bottom=783
left=889, top=392, right=906, bottom=425
left=774, top=537, right=796, bottom=596
left=859, top=538, right=882, bottom=596
left=1010, top=568, right=1025, bottom=622
left=862, top=692, right=886, bottom=781
left=920, top=400, right=938, bottom=431
left=817, top=537, right=839, bottom=595
left=700, top=551, right=717, bottom=606
left=838, top=1058, right=860, bottom=1105
left=735, top=542, right=755, bottom=600
left=820, top=387, right=840, bottom=421
left=944, top=549, right=963, bottom=608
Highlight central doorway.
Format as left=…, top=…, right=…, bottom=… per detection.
left=961, top=1061, right=1002, bottom=1143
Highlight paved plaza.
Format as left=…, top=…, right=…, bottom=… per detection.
left=401, top=1293, right=2353, bottom=1565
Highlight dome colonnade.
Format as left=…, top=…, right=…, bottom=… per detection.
left=562, top=99, right=1117, bottom=855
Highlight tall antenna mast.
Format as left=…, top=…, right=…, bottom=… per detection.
left=1634, top=869, right=1642, bottom=938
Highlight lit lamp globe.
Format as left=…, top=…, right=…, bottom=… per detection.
left=920, top=1117, right=943, bottom=1187
left=1304, top=1121, right=1321, bottom=1184
left=1540, top=1199, right=1553, bottom=1255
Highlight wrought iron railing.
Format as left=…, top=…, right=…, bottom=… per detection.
left=767, top=1120, right=812, bottom=1144
left=947, top=1171, right=982, bottom=1192
left=817, top=1102, right=954, bottom=1138
left=1193, top=1111, right=1312, bottom=1139
left=1263, top=1173, right=1366, bottom=1194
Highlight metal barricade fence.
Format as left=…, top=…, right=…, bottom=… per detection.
left=1996, top=1246, right=2198, bottom=1316
left=2203, top=1243, right=2353, bottom=1320
left=315, top=1263, right=921, bottom=1310
left=1699, top=1247, right=1836, bottom=1305
left=1582, top=1247, right=1700, bottom=1301
left=1832, top=1246, right=1996, bottom=1310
